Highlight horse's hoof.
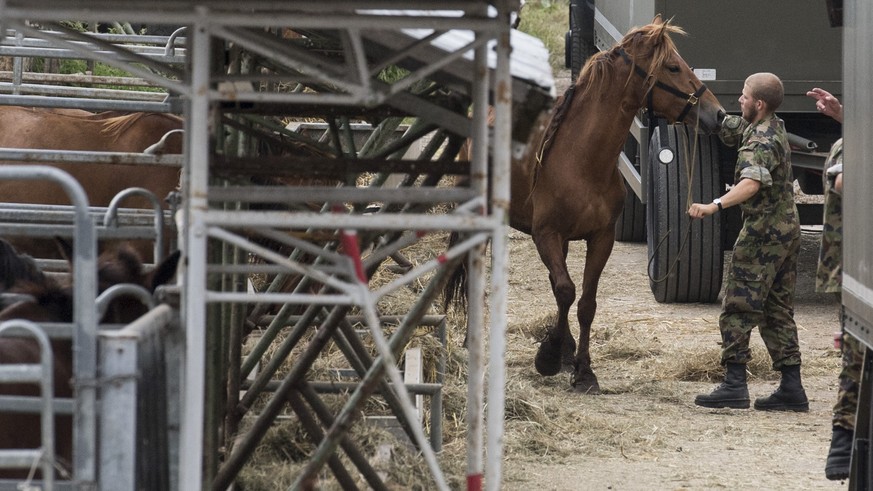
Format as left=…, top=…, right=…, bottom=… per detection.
left=534, top=337, right=562, bottom=376
left=571, top=371, right=600, bottom=395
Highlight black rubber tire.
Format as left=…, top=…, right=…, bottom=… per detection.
left=567, top=1, right=596, bottom=82
left=615, top=181, right=647, bottom=242
left=646, top=125, right=723, bottom=303
left=615, top=137, right=646, bottom=242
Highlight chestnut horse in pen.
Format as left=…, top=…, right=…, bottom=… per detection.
left=448, top=17, right=725, bottom=393
left=0, top=106, right=183, bottom=259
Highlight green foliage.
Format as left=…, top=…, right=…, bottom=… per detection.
left=58, top=21, right=89, bottom=32
left=26, top=20, right=163, bottom=92
left=516, top=0, right=569, bottom=73
left=377, top=65, right=410, bottom=85
left=55, top=60, right=166, bottom=92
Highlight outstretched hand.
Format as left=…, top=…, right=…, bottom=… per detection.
left=806, top=87, right=843, bottom=123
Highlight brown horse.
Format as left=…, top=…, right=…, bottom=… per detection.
left=0, top=106, right=183, bottom=259
left=0, top=238, right=180, bottom=479
left=447, top=18, right=725, bottom=393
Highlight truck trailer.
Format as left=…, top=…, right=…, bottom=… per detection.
left=567, top=0, right=843, bottom=303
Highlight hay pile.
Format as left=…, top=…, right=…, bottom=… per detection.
left=233, top=226, right=841, bottom=490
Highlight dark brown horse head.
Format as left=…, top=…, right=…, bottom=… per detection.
left=582, top=15, right=725, bottom=133
left=53, top=238, right=181, bottom=324
left=1, top=237, right=181, bottom=325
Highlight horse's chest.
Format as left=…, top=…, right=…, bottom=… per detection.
left=530, top=169, right=624, bottom=237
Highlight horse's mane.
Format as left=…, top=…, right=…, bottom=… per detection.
left=100, top=113, right=183, bottom=141
left=0, top=240, right=46, bottom=291
left=536, top=19, right=686, bottom=166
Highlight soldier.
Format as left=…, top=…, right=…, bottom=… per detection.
left=687, top=72, right=807, bottom=411
left=808, top=87, right=857, bottom=481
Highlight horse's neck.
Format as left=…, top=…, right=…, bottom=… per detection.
left=559, top=84, right=643, bottom=163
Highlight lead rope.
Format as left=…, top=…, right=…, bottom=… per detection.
left=647, top=109, right=702, bottom=284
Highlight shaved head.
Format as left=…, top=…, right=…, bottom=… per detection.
left=745, top=72, right=784, bottom=112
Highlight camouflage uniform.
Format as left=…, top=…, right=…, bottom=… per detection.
left=717, top=114, right=802, bottom=369
left=815, top=138, right=862, bottom=430
left=817, top=138, right=843, bottom=293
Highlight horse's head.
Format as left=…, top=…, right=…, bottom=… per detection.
left=0, top=238, right=180, bottom=325
left=55, top=238, right=181, bottom=324
left=618, top=16, right=725, bottom=134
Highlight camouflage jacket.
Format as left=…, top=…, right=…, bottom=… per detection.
left=816, top=138, right=843, bottom=293
left=719, top=114, right=800, bottom=240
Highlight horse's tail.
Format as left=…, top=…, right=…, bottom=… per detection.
left=442, top=173, right=471, bottom=318
left=441, top=230, right=468, bottom=319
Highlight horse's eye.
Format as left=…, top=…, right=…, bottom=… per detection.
left=667, top=65, right=680, bottom=73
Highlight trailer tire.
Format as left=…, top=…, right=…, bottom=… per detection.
left=646, top=125, right=723, bottom=303
left=567, top=1, right=596, bottom=82
left=615, top=137, right=646, bottom=242
left=615, top=181, right=647, bottom=242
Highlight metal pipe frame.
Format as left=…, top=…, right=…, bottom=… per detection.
left=0, top=319, right=55, bottom=486
left=0, top=2, right=535, bottom=489
left=0, top=166, right=98, bottom=486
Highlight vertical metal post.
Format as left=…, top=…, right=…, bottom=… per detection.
left=466, top=10, right=489, bottom=490
left=99, top=333, right=138, bottom=491
left=12, top=29, right=24, bottom=95
left=165, top=310, right=184, bottom=491
left=65, top=167, right=100, bottom=486
left=486, top=2, right=514, bottom=490
left=180, top=8, right=211, bottom=490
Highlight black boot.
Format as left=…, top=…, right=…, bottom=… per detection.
left=753, top=364, right=809, bottom=411
left=695, top=363, right=750, bottom=409
left=825, top=426, right=853, bottom=480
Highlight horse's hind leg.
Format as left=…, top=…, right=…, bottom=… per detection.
left=572, top=231, right=616, bottom=394
left=532, top=232, right=575, bottom=377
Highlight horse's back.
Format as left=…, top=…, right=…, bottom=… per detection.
left=0, top=106, right=182, bottom=206
left=0, top=106, right=182, bottom=259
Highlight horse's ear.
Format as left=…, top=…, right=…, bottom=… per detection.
left=148, top=250, right=181, bottom=291
left=55, top=236, right=74, bottom=264
left=652, top=14, right=663, bottom=25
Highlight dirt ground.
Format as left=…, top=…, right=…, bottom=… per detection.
left=495, top=226, right=845, bottom=491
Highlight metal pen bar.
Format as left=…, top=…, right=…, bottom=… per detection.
left=207, top=185, right=478, bottom=204
left=203, top=210, right=499, bottom=231
left=0, top=94, right=177, bottom=112
left=0, top=82, right=168, bottom=101
left=0, top=148, right=183, bottom=166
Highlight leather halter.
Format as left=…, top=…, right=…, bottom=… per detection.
left=617, top=48, right=708, bottom=123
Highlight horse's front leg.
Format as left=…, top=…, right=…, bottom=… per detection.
left=532, top=232, right=575, bottom=377
left=572, top=231, right=616, bottom=394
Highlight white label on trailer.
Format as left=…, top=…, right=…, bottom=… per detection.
left=694, top=68, right=717, bottom=81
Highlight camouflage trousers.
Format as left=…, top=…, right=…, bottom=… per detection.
left=719, top=232, right=802, bottom=369
left=833, top=332, right=863, bottom=430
